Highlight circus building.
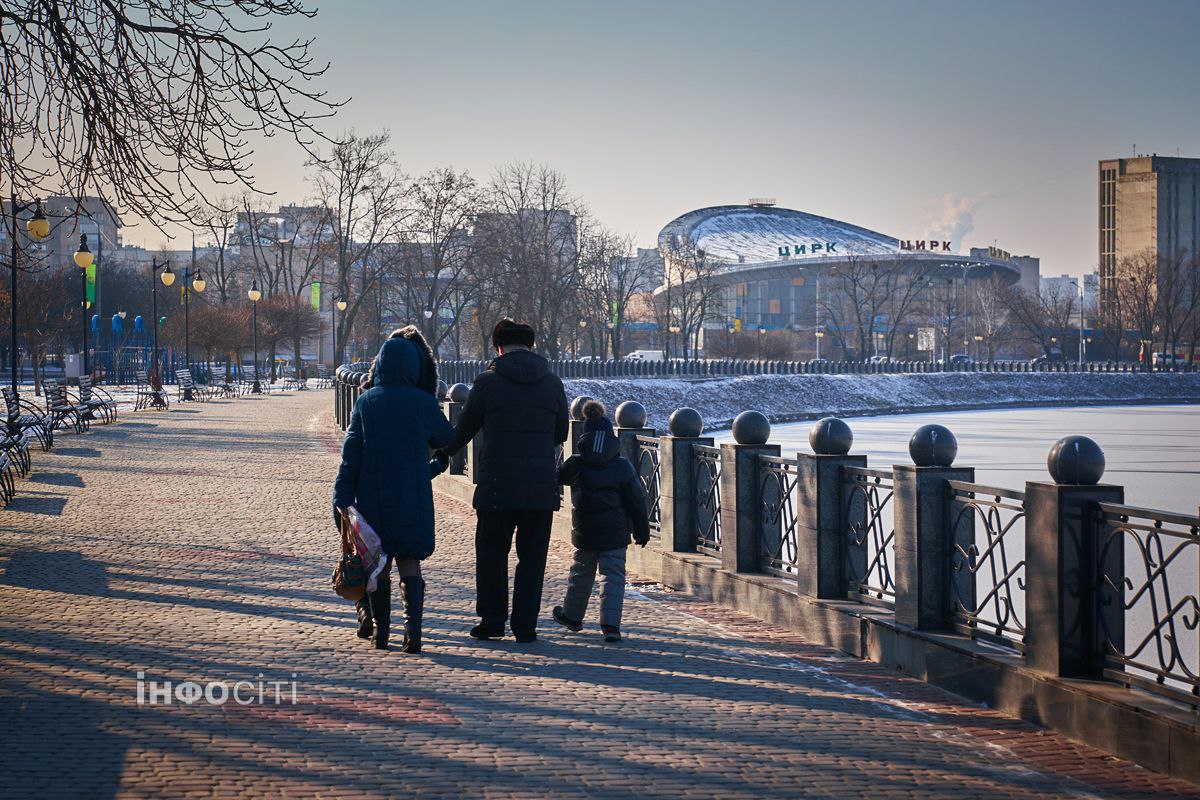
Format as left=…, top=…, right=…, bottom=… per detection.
left=655, top=200, right=1026, bottom=359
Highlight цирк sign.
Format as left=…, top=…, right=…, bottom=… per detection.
left=777, top=242, right=838, bottom=257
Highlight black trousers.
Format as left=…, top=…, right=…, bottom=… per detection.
left=475, top=508, right=554, bottom=636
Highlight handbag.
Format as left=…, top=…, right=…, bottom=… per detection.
left=345, top=505, right=388, bottom=592
left=332, top=509, right=368, bottom=601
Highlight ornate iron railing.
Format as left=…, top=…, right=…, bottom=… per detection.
left=693, top=444, right=722, bottom=556
left=759, top=455, right=800, bottom=577
left=636, top=435, right=662, bottom=536
left=948, top=481, right=1027, bottom=651
left=842, top=466, right=896, bottom=605
left=1096, top=502, right=1200, bottom=708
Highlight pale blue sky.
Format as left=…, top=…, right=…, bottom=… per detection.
left=206, top=0, right=1200, bottom=276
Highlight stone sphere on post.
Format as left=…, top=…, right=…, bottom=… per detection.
left=447, top=383, right=470, bottom=404
left=809, top=417, right=853, bottom=455
left=615, top=400, right=647, bottom=429
left=1047, top=435, right=1105, bottom=485
left=668, top=407, right=703, bottom=438
left=569, top=395, right=593, bottom=421
left=732, top=411, right=771, bottom=445
left=436, top=380, right=448, bottom=401
left=909, top=424, right=957, bottom=467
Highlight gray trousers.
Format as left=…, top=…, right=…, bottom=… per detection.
left=562, top=546, right=627, bottom=628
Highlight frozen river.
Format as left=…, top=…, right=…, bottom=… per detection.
left=719, top=404, right=1200, bottom=512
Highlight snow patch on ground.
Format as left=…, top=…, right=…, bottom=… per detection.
left=563, top=372, right=1200, bottom=431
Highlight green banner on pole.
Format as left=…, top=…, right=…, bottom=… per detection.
left=611, top=299, right=619, bottom=325
left=86, top=263, right=97, bottom=303
left=311, top=281, right=321, bottom=311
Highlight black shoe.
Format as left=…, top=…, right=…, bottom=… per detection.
left=355, top=598, right=373, bottom=639
left=400, top=576, right=425, bottom=654
left=602, top=625, right=622, bottom=643
left=470, top=624, right=504, bottom=640
left=370, top=578, right=391, bottom=650
left=552, top=606, right=583, bottom=632
left=513, top=631, right=537, bottom=644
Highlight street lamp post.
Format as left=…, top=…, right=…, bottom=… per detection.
left=152, top=260, right=175, bottom=379
left=248, top=281, right=262, bottom=393
left=180, top=266, right=206, bottom=399
left=973, top=334, right=984, bottom=361
left=8, top=197, right=50, bottom=404
left=74, top=235, right=94, bottom=378
left=815, top=328, right=825, bottom=360
left=332, top=295, right=347, bottom=366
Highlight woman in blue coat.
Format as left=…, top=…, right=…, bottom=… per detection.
left=333, top=328, right=454, bottom=652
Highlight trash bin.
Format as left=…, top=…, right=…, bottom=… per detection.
left=64, top=353, right=82, bottom=385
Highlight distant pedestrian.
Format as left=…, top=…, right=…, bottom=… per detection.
left=334, top=327, right=453, bottom=653
left=552, top=400, right=650, bottom=643
left=441, top=319, right=569, bottom=643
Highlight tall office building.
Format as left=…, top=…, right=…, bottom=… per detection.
left=1098, top=155, right=1200, bottom=317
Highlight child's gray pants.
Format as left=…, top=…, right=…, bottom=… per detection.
left=562, top=546, right=627, bottom=628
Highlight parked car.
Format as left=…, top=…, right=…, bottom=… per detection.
left=949, top=354, right=973, bottom=366
left=806, top=358, right=830, bottom=366
left=1152, top=352, right=1187, bottom=367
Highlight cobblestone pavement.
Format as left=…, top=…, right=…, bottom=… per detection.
left=1, top=391, right=1197, bottom=799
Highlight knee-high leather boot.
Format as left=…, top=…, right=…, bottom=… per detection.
left=355, top=598, right=373, bottom=639
left=369, top=577, right=391, bottom=650
left=400, top=576, right=425, bottom=654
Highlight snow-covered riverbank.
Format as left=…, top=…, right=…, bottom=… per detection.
left=562, top=372, right=1200, bottom=432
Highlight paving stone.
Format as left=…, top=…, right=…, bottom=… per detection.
left=0, top=390, right=1196, bottom=799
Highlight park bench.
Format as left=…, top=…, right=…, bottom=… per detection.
left=282, top=368, right=307, bottom=391
left=44, top=378, right=90, bottom=433
left=2, top=387, right=54, bottom=451
left=175, top=369, right=215, bottom=402
left=134, top=370, right=170, bottom=411
left=0, top=451, right=15, bottom=506
left=239, top=366, right=273, bottom=394
left=74, top=376, right=118, bottom=424
left=204, top=363, right=240, bottom=398
left=2, top=387, right=53, bottom=451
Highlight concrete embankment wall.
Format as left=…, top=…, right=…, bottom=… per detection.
left=562, top=372, right=1200, bottom=431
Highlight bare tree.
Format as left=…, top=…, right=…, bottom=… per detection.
left=388, top=168, right=479, bottom=355
left=658, top=238, right=725, bottom=361
left=1, top=0, right=340, bottom=224
left=307, top=131, right=410, bottom=364
left=195, top=197, right=239, bottom=304
left=471, top=163, right=583, bottom=358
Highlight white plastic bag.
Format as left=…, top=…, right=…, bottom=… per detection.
left=346, top=505, right=387, bottom=591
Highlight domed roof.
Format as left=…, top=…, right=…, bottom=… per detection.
left=658, top=204, right=900, bottom=263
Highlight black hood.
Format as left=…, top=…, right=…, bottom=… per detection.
left=577, top=430, right=620, bottom=465
left=491, top=349, right=550, bottom=384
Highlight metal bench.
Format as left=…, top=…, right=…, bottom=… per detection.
left=134, top=370, right=170, bottom=411
left=2, top=387, right=54, bottom=451
left=75, top=376, right=118, bottom=424
left=240, top=365, right=273, bottom=394
left=175, top=368, right=216, bottom=402
left=44, top=378, right=90, bottom=433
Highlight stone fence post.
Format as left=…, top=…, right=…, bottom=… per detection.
left=568, top=395, right=591, bottom=456
left=796, top=418, right=865, bottom=599
left=1025, top=436, right=1123, bottom=678
left=613, top=401, right=652, bottom=465
left=445, top=383, right=470, bottom=476
left=892, top=424, right=973, bottom=631
left=719, top=411, right=779, bottom=574
left=659, top=407, right=712, bottom=553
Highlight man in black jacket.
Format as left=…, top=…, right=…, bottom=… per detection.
left=442, top=319, right=569, bottom=642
